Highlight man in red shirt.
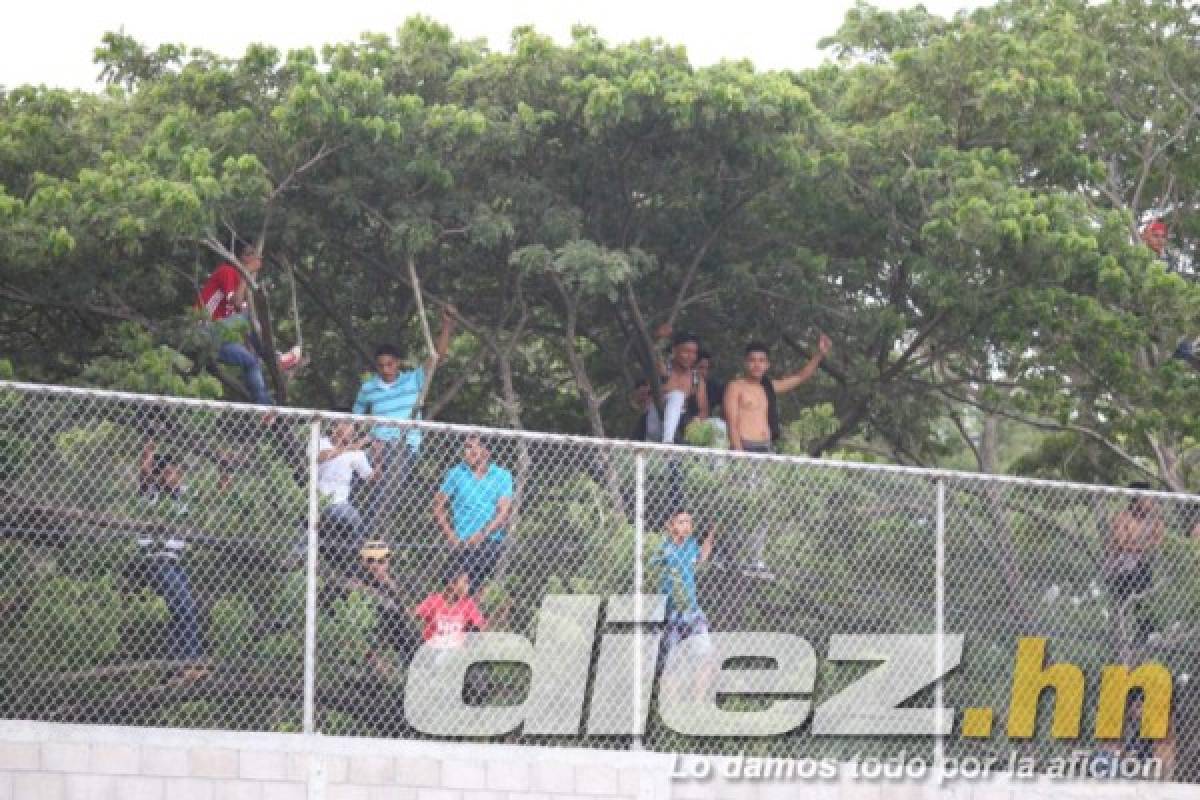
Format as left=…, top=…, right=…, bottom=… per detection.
left=196, top=241, right=300, bottom=405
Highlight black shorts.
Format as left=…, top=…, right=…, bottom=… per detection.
left=1107, top=562, right=1153, bottom=603
left=463, top=539, right=506, bottom=595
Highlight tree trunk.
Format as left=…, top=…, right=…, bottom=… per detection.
left=552, top=280, right=607, bottom=439
left=250, top=286, right=286, bottom=405
left=494, top=347, right=523, bottom=431
left=979, top=413, right=999, bottom=474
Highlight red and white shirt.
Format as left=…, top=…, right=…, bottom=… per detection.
left=414, top=593, right=485, bottom=649
left=197, top=263, right=242, bottom=321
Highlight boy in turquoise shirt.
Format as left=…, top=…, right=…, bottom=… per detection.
left=354, top=306, right=456, bottom=533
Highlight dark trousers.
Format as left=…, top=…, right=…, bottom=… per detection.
left=462, top=539, right=506, bottom=596
left=364, top=440, right=415, bottom=535
left=1106, top=561, right=1155, bottom=643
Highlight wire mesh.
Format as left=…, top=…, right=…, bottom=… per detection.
left=0, top=380, right=1195, bottom=783
left=943, top=476, right=1200, bottom=782
left=0, top=385, right=308, bottom=731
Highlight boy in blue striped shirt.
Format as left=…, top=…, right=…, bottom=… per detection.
left=354, top=305, right=456, bottom=533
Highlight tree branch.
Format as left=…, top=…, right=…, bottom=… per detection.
left=937, top=388, right=1164, bottom=486
left=284, top=260, right=372, bottom=366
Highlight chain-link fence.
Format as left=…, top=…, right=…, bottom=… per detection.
left=0, top=381, right=1196, bottom=781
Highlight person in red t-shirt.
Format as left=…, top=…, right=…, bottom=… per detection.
left=1141, top=219, right=1167, bottom=257
left=412, top=560, right=486, bottom=650
left=196, top=241, right=301, bottom=405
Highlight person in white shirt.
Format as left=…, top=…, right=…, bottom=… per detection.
left=318, top=421, right=375, bottom=555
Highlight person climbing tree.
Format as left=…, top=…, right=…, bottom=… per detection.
left=196, top=240, right=302, bottom=405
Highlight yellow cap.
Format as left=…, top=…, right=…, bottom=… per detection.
left=359, top=540, right=391, bottom=560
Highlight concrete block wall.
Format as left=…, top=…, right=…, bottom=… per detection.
left=1, top=721, right=1198, bottom=800
left=0, top=722, right=666, bottom=800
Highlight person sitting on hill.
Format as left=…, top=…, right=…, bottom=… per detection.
left=196, top=240, right=302, bottom=406
left=433, top=433, right=513, bottom=599
left=410, top=557, right=489, bottom=700
left=351, top=540, right=413, bottom=677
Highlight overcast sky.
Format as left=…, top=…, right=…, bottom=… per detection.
left=3, top=0, right=996, bottom=91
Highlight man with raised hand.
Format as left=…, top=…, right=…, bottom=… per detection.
left=724, top=335, right=831, bottom=454
left=354, top=305, right=456, bottom=533
left=723, top=335, right=830, bottom=576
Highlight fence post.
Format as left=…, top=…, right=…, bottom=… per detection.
left=935, top=477, right=946, bottom=783
left=632, top=450, right=646, bottom=750
left=303, top=416, right=321, bottom=735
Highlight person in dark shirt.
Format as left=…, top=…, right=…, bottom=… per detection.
left=352, top=540, right=417, bottom=677
left=135, top=447, right=207, bottom=685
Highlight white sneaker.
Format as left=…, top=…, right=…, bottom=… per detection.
left=742, top=561, right=774, bottom=579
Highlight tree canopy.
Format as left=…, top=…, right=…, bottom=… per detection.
left=2, top=0, right=1199, bottom=489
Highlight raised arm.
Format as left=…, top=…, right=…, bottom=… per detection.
left=316, top=440, right=343, bottom=464
left=771, top=334, right=831, bottom=395
left=695, top=374, right=709, bottom=419
left=652, top=322, right=672, bottom=378
left=1148, top=515, right=1166, bottom=550
left=424, top=305, right=457, bottom=375
left=700, top=528, right=716, bottom=564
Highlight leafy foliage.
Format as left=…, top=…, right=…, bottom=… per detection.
left=2, top=2, right=1200, bottom=769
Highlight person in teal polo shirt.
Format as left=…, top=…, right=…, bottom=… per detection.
left=433, top=433, right=514, bottom=597
left=354, top=306, right=456, bottom=533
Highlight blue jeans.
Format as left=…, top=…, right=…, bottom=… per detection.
left=213, top=316, right=271, bottom=405
left=146, top=560, right=204, bottom=662
left=364, top=439, right=415, bottom=535
left=321, top=502, right=364, bottom=560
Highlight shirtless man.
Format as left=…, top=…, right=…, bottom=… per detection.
left=1104, top=484, right=1164, bottom=644
left=724, top=336, right=831, bottom=452
left=646, top=325, right=709, bottom=443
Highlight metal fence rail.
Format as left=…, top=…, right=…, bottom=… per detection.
left=0, top=381, right=1196, bottom=781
